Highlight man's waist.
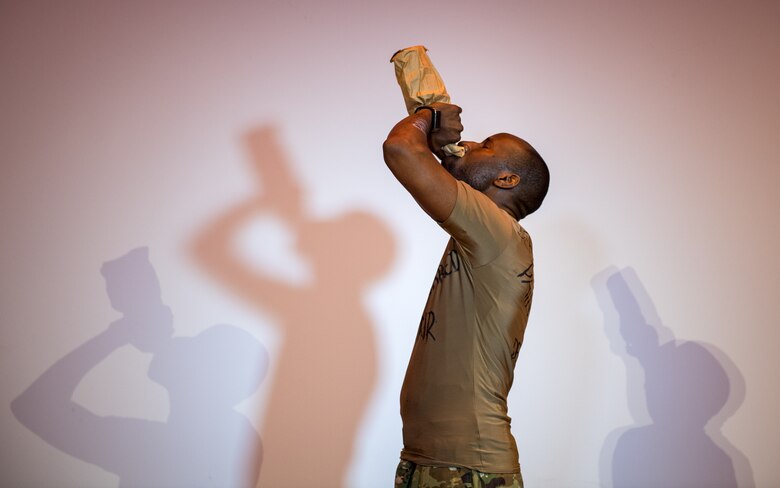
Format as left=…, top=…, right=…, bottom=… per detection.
left=400, top=430, right=520, bottom=474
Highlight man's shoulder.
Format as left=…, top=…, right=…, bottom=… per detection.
left=440, top=181, right=525, bottom=268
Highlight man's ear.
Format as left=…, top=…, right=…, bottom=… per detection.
left=493, top=172, right=520, bottom=189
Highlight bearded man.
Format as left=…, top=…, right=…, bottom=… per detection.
left=383, top=102, right=549, bottom=488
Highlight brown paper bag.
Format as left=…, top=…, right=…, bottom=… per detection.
left=391, top=45, right=451, bottom=114
left=390, top=46, right=465, bottom=157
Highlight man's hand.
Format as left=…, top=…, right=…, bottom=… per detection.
left=428, top=102, right=463, bottom=160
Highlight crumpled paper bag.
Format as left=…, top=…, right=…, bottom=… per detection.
left=390, top=45, right=465, bottom=158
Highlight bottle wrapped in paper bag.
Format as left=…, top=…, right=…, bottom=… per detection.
left=390, top=46, right=466, bottom=158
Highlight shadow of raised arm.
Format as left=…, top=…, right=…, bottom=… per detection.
left=243, top=126, right=304, bottom=222
left=189, top=126, right=312, bottom=317
left=10, top=322, right=149, bottom=472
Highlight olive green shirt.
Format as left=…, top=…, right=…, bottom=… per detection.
left=400, top=180, right=534, bottom=473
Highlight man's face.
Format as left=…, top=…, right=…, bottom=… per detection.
left=442, top=133, right=524, bottom=191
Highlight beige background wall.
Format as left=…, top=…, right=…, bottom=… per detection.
left=2, top=1, right=778, bottom=486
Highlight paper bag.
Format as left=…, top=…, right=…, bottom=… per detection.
left=390, top=46, right=465, bottom=157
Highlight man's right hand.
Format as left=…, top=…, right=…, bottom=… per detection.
left=428, top=102, right=463, bottom=159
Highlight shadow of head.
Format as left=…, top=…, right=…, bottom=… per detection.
left=148, top=325, right=268, bottom=409
left=593, top=266, right=732, bottom=429
left=644, top=341, right=730, bottom=429
left=297, top=211, right=396, bottom=286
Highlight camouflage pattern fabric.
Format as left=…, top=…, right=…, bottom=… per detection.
left=394, top=460, right=523, bottom=488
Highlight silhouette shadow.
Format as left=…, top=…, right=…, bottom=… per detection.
left=189, top=126, right=396, bottom=487
left=592, top=266, right=754, bottom=488
left=11, top=247, right=268, bottom=487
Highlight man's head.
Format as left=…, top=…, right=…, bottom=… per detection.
left=442, top=133, right=549, bottom=219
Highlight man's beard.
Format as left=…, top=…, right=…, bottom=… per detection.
left=444, top=159, right=494, bottom=192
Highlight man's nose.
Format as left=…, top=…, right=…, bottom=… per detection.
left=460, top=141, right=478, bottom=153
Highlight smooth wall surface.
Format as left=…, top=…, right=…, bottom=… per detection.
left=2, top=1, right=779, bottom=487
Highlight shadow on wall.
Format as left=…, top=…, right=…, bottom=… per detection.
left=592, top=266, right=754, bottom=488
left=189, top=126, right=396, bottom=487
left=11, top=247, right=268, bottom=487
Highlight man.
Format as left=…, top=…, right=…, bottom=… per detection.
left=383, top=102, right=549, bottom=488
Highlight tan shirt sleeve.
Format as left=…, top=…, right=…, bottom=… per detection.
left=439, top=180, right=516, bottom=268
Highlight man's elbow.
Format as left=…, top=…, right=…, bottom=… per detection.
left=383, top=134, right=420, bottom=170
left=382, top=137, right=404, bottom=166
left=10, top=389, right=35, bottom=426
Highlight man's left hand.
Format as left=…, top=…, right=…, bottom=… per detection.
left=429, top=102, right=463, bottom=159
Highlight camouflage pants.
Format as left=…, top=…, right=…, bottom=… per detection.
left=394, top=459, right=523, bottom=488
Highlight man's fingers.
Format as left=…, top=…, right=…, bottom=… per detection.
left=429, top=103, right=463, bottom=150
left=430, top=102, right=462, bottom=116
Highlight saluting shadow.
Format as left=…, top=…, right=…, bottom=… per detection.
left=592, top=266, right=754, bottom=488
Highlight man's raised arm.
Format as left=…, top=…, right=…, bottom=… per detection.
left=382, top=102, right=463, bottom=222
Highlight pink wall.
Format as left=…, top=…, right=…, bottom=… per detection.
left=2, top=1, right=778, bottom=486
